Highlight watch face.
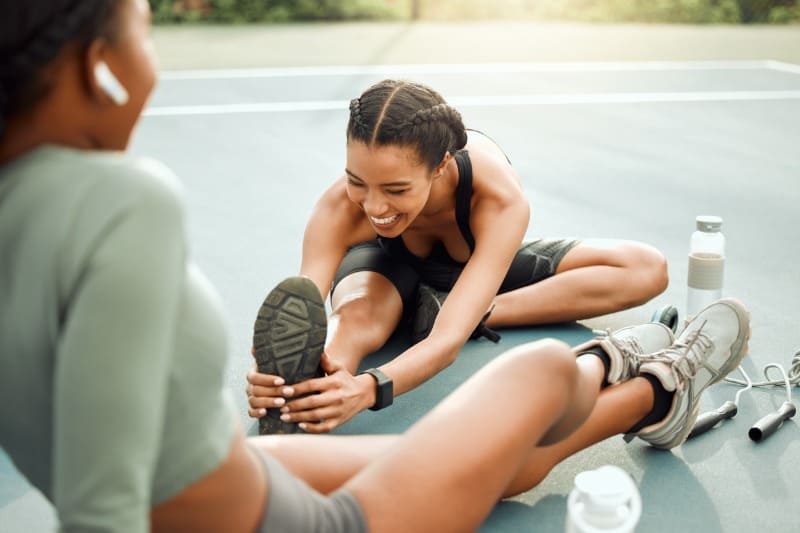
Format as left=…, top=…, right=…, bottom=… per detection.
left=364, top=369, right=393, bottom=411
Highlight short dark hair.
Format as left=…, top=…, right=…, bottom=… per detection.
left=347, top=79, right=468, bottom=171
left=0, top=0, right=119, bottom=138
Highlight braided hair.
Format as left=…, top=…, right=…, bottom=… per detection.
left=0, top=0, right=117, bottom=139
left=347, top=79, right=468, bottom=171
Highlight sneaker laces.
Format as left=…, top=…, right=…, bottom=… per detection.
left=639, top=320, right=712, bottom=392
left=592, top=328, right=646, bottom=378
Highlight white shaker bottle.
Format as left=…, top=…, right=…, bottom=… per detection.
left=566, top=465, right=642, bottom=533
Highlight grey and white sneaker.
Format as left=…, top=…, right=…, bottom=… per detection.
left=411, top=283, right=500, bottom=344
left=626, top=298, right=751, bottom=450
left=573, top=322, right=675, bottom=386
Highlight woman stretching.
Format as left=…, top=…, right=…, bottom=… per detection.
left=247, top=79, right=669, bottom=434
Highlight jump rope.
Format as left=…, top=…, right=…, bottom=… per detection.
left=689, top=351, right=799, bottom=442
left=652, top=306, right=798, bottom=442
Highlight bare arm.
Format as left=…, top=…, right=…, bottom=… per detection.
left=380, top=151, right=530, bottom=395
left=261, top=151, right=528, bottom=429
left=54, top=164, right=186, bottom=533
left=247, top=177, right=374, bottom=419
left=299, top=176, right=376, bottom=299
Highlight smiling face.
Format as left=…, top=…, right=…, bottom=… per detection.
left=345, top=140, right=440, bottom=237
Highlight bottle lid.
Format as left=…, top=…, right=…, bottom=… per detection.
left=569, top=466, right=642, bottom=531
left=696, top=215, right=722, bottom=232
left=573, top=466, right=634, bottom=509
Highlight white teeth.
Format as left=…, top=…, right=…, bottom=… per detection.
left=370, top=214, right=400, bottom=225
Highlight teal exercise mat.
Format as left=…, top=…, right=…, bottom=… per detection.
left=335, top=323, right=594, bottom=436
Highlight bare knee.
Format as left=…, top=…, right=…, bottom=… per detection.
left=534, top=339, right=580, bottom=394
left=331, top=294, right=397, bottom=351
left=502, top=339, right=579, bottom=398
left=332, top=292, right=372, bottom=325
left=635, top=245, right=669, bottom=301
left=618, top=243, right=669, bottom=307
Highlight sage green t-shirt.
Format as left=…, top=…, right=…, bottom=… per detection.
left=0, top=146, right=237, bottom=532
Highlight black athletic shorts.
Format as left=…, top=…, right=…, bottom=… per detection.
left=331, top=238, right=580, bottom=316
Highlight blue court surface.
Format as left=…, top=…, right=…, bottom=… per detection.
left=2, top=59, right=799, bottom=531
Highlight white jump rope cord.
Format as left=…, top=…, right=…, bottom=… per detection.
left=724, top=349, right=800, bottom=392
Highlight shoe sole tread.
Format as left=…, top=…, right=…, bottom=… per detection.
left=252, top=277, right=326, bottom=434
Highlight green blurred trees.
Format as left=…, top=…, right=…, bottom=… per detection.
left=552, top=0, right=743, bottom=23
left=734, top=0, right=799, bottom=21
left=148, top=0, right=400, bottom=22
left=148, top=0, right=800, bottom=23
left=496, top=0, right=800, bottom=23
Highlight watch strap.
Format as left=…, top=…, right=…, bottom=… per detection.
left=360, top=368, right=394, bottom=411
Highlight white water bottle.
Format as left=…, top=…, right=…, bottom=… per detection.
left=687, top=215, right=725, bottom=317
left=566, top=465, right=642, bottom=533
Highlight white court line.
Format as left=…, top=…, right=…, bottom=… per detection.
left=159, top=60, right=773, bottom=80
left=144, top=90, right=800, bottom=116
left=766, top=60, right=800, bottom=75
left=146, top=100, right=344, bottom=116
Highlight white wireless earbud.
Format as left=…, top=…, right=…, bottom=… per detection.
left=94, top=61, right=129, bottom=106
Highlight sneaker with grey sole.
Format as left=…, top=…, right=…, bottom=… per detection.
left=573, top=322, right=675, bottom=386
left=411, top=284, right=500, bottom=344
left=252, top=276, right=327, bottom=435
left=626, top=297, right=751, bottom=450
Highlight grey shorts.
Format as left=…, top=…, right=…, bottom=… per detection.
left=252, top=446, right=368, bottom=533
left=332, top=237, right=580, bottom=315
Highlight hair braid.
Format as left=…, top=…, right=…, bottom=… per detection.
left=348, top=97, right=370, bottom=139
left=407, top=103, right=467, bottom=148
left=346, top=79, right=469, bottom=170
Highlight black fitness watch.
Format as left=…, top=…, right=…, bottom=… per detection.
left=360, top=368, right=394, bottom=411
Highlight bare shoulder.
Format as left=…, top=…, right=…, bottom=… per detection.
left=462, top=138, right=525, bottom=206
left=310, top=175, right=375, bottom=245
left=315, top=175, right=359, bottom=220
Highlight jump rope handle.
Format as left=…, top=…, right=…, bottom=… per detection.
left=688, top=401, right=738, bottom=439
left=748, top=401, right=797, bottom=442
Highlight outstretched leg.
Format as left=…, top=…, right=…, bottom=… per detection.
left=253, top=358, right=653, bottom=497
left=255, top=340, right=607, bottom=531
left=488, top=241, right=668, bottom=326
left=254, top=298, right=751, bottom=526
left=325, top=271, right=404, bottom=372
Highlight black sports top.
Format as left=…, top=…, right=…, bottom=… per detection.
left=377, top=149, right=476, bottom=289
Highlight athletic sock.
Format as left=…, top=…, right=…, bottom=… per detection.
left=626, top=372, right=674, bottom=434
left=578, top=347, right=611, bottom=388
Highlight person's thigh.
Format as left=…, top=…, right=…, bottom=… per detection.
left=330, top=271, right=404, bottom=331
left=331, top=240, right=419, bottom=321
left=499, top=238, right=581, bottom=293
left=556, top=239, right=659, bottom=273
